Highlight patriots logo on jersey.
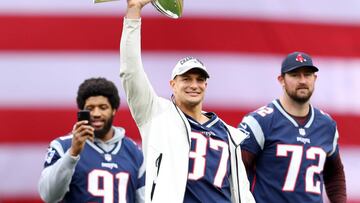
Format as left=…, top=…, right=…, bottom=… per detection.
left=45, top=148, right=56, bottom=164
left=239, top=122, right=250, bottom=136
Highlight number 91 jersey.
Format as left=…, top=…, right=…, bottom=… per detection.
left=44, top=132, right=145, bottom=203
left=239, top=100, right=339, bottom=203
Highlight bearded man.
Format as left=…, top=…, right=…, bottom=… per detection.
left=38, top=77, right=145, bottom=203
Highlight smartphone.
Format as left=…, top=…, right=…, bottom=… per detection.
left=77, top=110, right=91, bottom=124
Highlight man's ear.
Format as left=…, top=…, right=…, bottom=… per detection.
left=169, top=79, right=175, bottom=89
left=278, top=74, right=285, bottom=87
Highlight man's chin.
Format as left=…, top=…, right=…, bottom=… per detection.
left=94, top=129, right=107, bottom=139
left=186, top=96, right=203, bottom=104
left=187, top=100, right=202, bottom=107
left=293, top=95, right=311, bottom=104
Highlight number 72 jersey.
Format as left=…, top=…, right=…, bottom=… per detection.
left=239, top=100, right=339, bottom=203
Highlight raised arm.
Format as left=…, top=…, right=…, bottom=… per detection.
left=120, top=0, right=158, bottom=127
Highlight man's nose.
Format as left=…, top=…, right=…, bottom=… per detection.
left=91, top=108, right=101, bottom=117
left=298, top=73, right=307, bottom=83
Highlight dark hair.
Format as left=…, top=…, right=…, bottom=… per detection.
left=76, top=77, right=120, bottom=110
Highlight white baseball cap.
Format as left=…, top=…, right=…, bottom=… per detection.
left=171, top=56, right=210, bottom=79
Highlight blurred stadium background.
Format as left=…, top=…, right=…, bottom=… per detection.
left=1, top=0, right=360, bottom=202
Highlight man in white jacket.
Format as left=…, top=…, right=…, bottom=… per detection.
left=120, top=0, right=255, bottom=202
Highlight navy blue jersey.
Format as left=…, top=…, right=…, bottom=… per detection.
left=239, top=100, right=339, bottom=203
left=184, top=112, right=231, bottom=203
left=44, top=130, right=145, bottom=203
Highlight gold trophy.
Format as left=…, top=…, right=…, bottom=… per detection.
left=94, top=0, right=183, bottom=19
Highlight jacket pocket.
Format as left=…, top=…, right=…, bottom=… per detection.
left=150, top=153, right=163, bottom=201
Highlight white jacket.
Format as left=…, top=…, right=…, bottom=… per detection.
left=120, top=18, right=255, bottom=203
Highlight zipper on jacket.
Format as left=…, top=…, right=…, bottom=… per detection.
left=151, top=153, right=163, bottom=201
left=225, top=126, right=242, bottom=203
left=234, top=146, right=242, bottom=203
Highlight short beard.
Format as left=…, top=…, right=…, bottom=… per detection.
left=285, top=88, right=313, bottom=104
left=94, top=116, right=114, bottom=139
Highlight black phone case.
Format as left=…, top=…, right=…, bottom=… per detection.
left=77, top=110, right=90, bottom=122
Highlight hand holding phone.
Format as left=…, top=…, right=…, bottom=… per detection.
left=70, top=110, right=94, bottom=156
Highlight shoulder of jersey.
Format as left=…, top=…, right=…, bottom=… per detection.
left=58, top=133, right=73, bottom=141
left=315, top=107, right=336, bottom=124
left=52, top=133, right=73, bottom=148
left=248, top=103, right=276, bottom=121
left=123, top=136, right=143, bottom=152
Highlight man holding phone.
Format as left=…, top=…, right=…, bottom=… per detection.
left=38, top=77, right=145, bottom=203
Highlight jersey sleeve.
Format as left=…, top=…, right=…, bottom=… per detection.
left=43, top=144, right=62, bottom=168
left=38, top=139, right=79, bottom=203
left=238, top=115, right=265, bottom=155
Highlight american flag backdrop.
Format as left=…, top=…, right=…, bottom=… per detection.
left=1, top=0, right=360, bottom=202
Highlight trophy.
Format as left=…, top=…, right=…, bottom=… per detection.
left=94, top=0, right=183, bottom=19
